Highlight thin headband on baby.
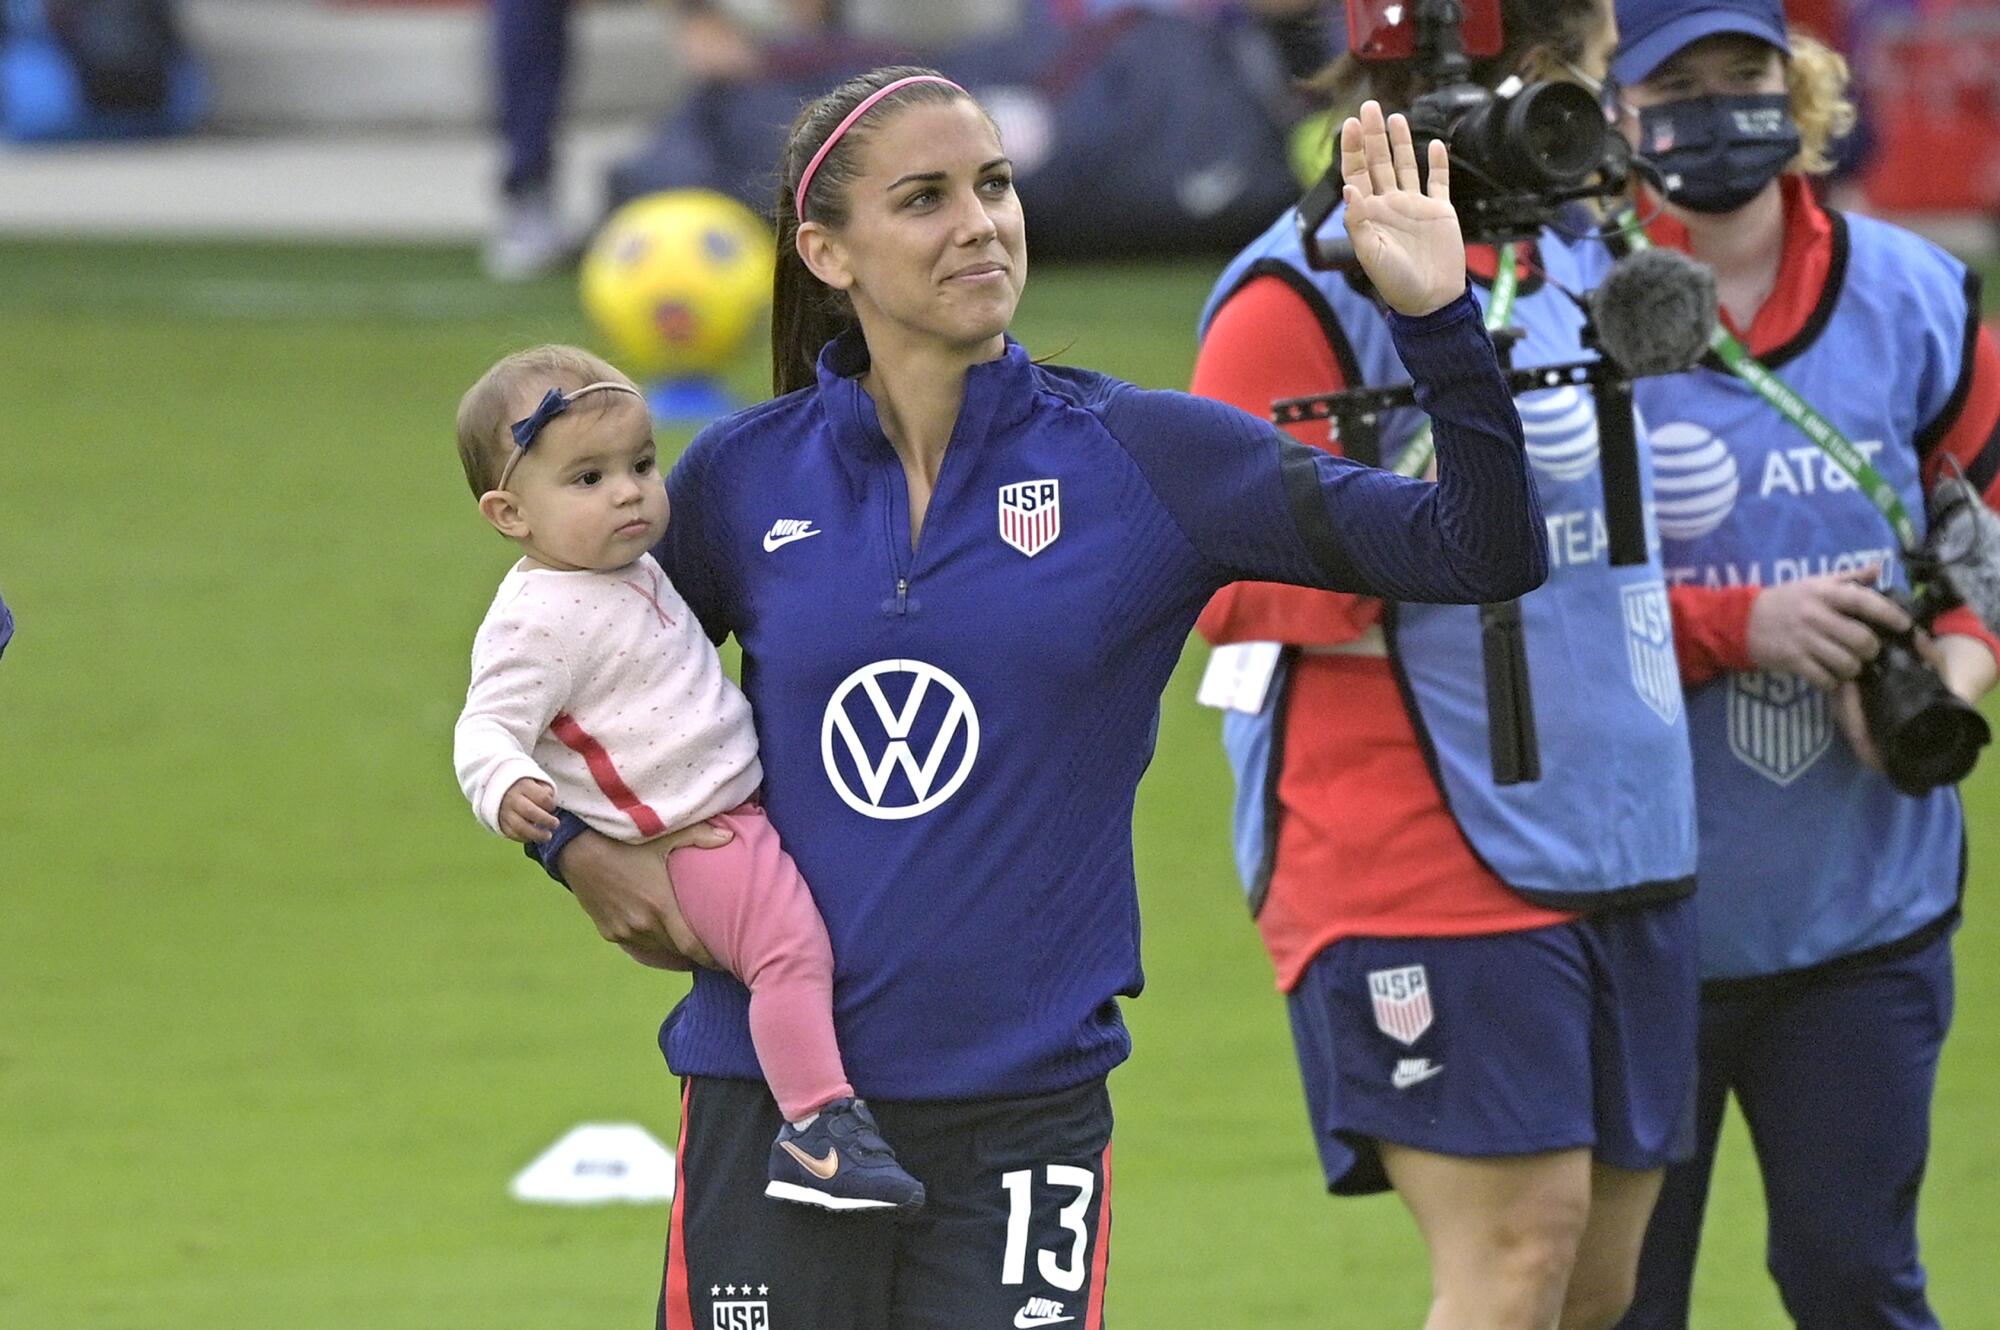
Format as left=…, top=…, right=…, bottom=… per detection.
left=794, top=74, right=968, bottom=220
left=495, top=380, right=646, bottom=491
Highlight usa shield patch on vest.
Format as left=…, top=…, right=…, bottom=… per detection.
left=1367, top=965, right=1434, bottom=1046
left=1622, top=581, right=1682, bottom=726
left=1728, top=669, right=1831, bottom=785
left=998, top=479, right=1061, bottom=557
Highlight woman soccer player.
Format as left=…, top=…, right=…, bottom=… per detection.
left=525, top=67, right=1547, bottom=1329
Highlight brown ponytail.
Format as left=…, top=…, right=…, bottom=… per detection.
left=770, top=66, right=975, bottom=396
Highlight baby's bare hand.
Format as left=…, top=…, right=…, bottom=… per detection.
left=498, top=779, right=560, bottom=843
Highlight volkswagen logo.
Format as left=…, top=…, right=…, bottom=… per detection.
left=821, top=660, right=979, bottom=820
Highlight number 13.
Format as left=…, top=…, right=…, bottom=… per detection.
left=1000, top=1165, right=1096, bottom=1292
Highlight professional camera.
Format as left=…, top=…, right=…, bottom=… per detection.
left=1858, top=477, right=1999, bottom=795
left=1299, top=0, right=1634, bottom=262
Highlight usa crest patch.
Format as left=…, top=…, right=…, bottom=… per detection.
left=1367, top=965, right=1434, bottom=1046
left=1622, top=581, right=1682, bottom=726
left=1728, top=670, right=1830, bottom=785
left=998, top=478, right=1061, bottom=557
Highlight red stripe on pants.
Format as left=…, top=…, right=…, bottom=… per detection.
left=1086, top=1142, right=1113, bottom=1329
left=663, top=1081, right=694, bottom=1330
left=550, top=712, right=668, bottom=837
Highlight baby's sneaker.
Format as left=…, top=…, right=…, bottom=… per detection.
left=765, top=1097, right=925, bottom=1214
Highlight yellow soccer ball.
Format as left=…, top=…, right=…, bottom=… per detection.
left=579, top=190, right=776, bottom=379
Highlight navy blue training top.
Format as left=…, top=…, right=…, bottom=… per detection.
left=539, top=290, right=1546, bottom=1101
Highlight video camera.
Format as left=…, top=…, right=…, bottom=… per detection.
left=1297, top=0, right=1634, bottom=264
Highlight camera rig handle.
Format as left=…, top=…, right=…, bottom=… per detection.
left=1274, top=353, right=1649, bottom=563
left=1272, top=353, right=1651, bottom=568
left=1275, top=350, right=1653, bottom=787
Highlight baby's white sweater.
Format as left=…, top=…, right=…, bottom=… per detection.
left=454, top=555, right=762, bottom=842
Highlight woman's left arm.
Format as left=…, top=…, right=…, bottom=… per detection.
left=1108, top=105, right=1545, bottom=604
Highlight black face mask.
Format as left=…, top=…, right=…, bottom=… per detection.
left=1635, top=92, right=1801, bottom=214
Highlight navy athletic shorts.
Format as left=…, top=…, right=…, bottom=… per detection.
left=1286, top=893, right=1699, bottom=1195
left=659, top=1075, right=1114, bottom=1330
left=1622, top=921, right=1955, bottom=1330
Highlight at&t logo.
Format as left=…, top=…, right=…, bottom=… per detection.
left=821, top=660, right=979, bottom=820
left=1518, top=385, right=1601, bottom=482
left=1650, top=421, right=1741, bottom=540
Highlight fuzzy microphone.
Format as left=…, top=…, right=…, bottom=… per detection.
left=1927, top=475, right=2000, bottom=632
left=1588, top=246, right=1719, bottom=376
left=1579, top=247, right=1720, bottom=567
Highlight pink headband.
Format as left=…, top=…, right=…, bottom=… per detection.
left=794, top=74, right=968, bottom=220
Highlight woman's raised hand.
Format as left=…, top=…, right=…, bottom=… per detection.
left=1341, top=100, right=1466, bottom=317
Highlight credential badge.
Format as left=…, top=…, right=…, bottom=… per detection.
left=1367, top=965, right=1434, bottom=1046
left=999, top=478, right=1061, bottom=557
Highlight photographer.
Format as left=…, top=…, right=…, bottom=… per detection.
left=1604, top=2, right=2000, bottom=1327
left=1192, top=3, right=1701, bottom=1327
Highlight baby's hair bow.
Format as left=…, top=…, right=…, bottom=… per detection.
left=495, top=380, right=646, bottom=490
left=511, top=387, right=575, bottom=448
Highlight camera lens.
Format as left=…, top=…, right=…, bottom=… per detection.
left=1453, top=81, right=1608, bottom=191
left=1860, top=639, right=1992, bottom=795
left=1881, top=703, right=1987, bottom=792
left=1511, top=83, right=1606, bottom=183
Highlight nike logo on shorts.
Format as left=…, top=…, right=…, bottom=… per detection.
left=1014, top=1298, right=1075, bottom=1327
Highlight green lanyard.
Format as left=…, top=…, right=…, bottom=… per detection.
left=1392, top=244, right=1520, bottom=478
left=1615, top=210, right=1920, bottom=552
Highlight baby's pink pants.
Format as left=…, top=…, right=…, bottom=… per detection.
left=661, top=802, right=852, bottom=1122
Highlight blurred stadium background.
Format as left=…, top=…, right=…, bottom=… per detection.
left=1, top=1, right=1996, bottom=1327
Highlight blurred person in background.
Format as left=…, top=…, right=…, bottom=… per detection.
left=487, top=0, right=577, bottom=279
left=0, top=586, right=12, bottom=659
left=1192, top=4, right=1703, bottom=1327
left=530, top=66, right=1548, bottom=1327
left=484, top=0, right=1337, bottom=278
left=657, top=0, right=1333, bottom=84
left=487, top=0, right=1029, bottom=279
left=606, top=0, right=1336, bottom=255
left=1605, top=1, right=2000, bottom=1326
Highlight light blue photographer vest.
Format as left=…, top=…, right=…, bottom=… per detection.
left=1631, top=211, right=1971, bottom=980
left=1202, top=206, right=1698, bottom=909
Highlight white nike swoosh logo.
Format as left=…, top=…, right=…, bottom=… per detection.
left=1014, top=1315, right=1074, bottom=1328
left=1392, top=1063, right=1445, bottom=1090
left=762, top=526, right=822, bottom=552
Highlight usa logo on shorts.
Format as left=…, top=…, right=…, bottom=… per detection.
left=998, top=479, right=1061, bottom=557
left=712, top=1299, right=769, bottom=1329
left=1367, top=965, right=1434, bottom=1046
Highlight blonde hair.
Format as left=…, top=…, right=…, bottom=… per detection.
left=1785, top=30, right=1858, bottom=176
left=455, top=344, right=636, bottom=497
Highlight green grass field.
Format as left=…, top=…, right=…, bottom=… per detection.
left=1, top=238, right=1996, bottom=1329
